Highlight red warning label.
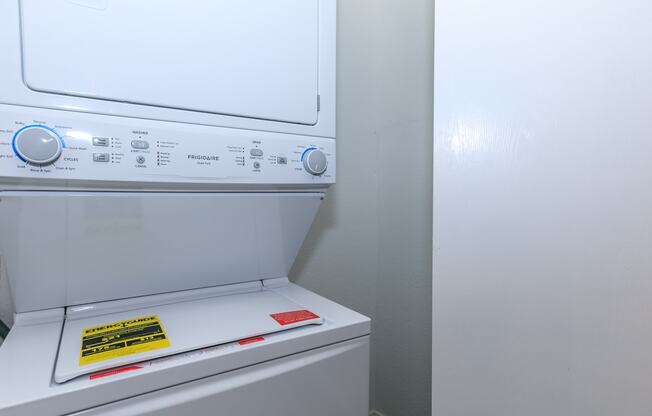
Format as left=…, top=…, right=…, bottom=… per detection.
left=270, top=310, right=320, bottom=326
left=89, top=365, right=143, bottom=380
left=238, top=336, right=265, bottom=346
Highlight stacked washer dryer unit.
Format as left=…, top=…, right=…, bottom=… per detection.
left=0, top=1, right=370, bottom=415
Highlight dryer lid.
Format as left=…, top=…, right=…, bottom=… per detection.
left=0, top=192, right=324, bottom=313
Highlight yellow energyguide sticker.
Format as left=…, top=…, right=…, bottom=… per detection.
left=79, top=315, right=170, bottom=366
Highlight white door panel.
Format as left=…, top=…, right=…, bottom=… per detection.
left=435, top=0, right=652, bottom=414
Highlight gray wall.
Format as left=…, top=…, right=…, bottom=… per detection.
left=290, top=1, right=434, bottom=415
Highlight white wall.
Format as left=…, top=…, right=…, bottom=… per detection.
left=434, top=0, right=652, bottom=414
left=291, top=0, right=433, bottom=415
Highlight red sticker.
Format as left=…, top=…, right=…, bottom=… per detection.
left=238, top=336, right=265, bottom=346
left=89, top=365, right=143, bottom=380
left=270, top=309, right=320, bottom=326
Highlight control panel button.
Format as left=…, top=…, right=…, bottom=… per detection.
left=253, top=161, right=261, bottom=169
left=136, top=156, right=146, bottom=164
left=302, top=148, right=328, bottom=176
left=277, top=156, right=288, bottom=165
left=131, top=140, right=149, bottom=150
left=92, top=137, right=109, bottom=147
left=13, top=126, right=62, bottom=165
left=93, top=153, right=110, bottom=163
left=250, top=148, right=264, bottom=157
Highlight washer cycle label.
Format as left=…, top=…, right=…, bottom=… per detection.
left=79, top=316, right=170, bottom=366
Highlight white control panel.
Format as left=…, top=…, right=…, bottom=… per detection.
left=0, top=105, right=335, bottom=187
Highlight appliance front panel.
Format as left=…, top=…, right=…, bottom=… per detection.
left=71, top=337, right=370, bottom=416
left=21, top=0, right=320, bottom=125
left=0, top=1, right=336, bottom=137
left=0, top=105, right=335, bottom=188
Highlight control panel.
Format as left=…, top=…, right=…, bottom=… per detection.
left=0, top=105, right=335, bottom=186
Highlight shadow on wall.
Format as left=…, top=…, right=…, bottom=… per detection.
left=0, top=323, right=6, bottom=344
left=0, top=258, right=13, bottom=333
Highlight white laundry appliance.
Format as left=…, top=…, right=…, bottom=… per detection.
left=0, top=1, right=370, bottom=415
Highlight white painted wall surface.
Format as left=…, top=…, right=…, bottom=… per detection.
left=291, top=0, right=433, bottom=415
left=434, top=0, right=652, bottom=415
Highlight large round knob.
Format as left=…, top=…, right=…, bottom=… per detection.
left=13, top=126, right=62, bottom=165
left=302, top=148, right=328, bottom=176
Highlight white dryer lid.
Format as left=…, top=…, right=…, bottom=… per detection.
left=0, top=192, right=324, bottom=313
left=55, top=282, right=323, bottom=383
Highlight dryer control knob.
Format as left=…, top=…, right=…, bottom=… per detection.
left=13, top=126, right=62, bottom=165
left=302, top=149, right=328, bottom=176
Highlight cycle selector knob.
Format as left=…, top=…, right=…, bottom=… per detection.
left=13, top=126, right=62, bottom=165
left=302, top=148, right=328, bottom=176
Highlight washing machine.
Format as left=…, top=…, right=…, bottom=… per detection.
left=0, top=1, right=370, bottom=415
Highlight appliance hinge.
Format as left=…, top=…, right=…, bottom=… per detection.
left=317, top=95, right=321, bottom=112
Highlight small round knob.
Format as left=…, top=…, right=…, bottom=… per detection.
left=13, top=126, right=62, bottom=165
left=302, top=148, right=328, bottom=176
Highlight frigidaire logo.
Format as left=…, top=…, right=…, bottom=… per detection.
left=188, top=154, right=220, bottom=161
